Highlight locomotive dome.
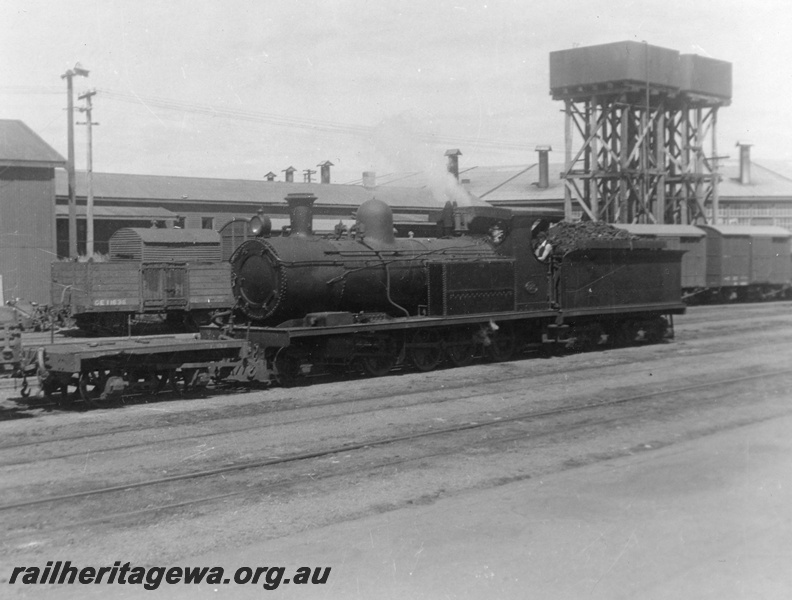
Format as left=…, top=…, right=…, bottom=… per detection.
left=356, top=197, right=395, bottom=245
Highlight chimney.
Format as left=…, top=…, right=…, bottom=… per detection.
left=282, top=166, right=296, bottom=183
left=736, top=141, right=753, bottom=185
left=264, top=171, right=277, bottom=182
left=445, top=149, right=462, bottom=181
left=285, top=193, right=317, bottom=236
left=318, top=161, right=334, bottom=184
left=362, top=171, right=376, bottom=188
left=535, top=145, right=552, bottom=189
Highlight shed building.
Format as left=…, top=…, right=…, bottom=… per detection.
left=53, top=170, right=450, bottom=258
left=0, top=120, right=65, bottom=303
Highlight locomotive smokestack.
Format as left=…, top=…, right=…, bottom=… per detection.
left=536, top=145, right=552, bottom=189
left=736, top=141, right=752, bottom=185
left=318, top=161, right=333, bottom=184
left=286, top=192, right=317, bottom=236
left=445, top=149, right=462, bottom=181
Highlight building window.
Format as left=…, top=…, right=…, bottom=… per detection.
left=201, top=217, right=214, bottom=230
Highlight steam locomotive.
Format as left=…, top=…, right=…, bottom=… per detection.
left=209, top=193, right=686, bottom=382
left=30, top=192, right=685, bottom=401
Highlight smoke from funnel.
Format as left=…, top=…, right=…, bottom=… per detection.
left=369, top=112, right=473, bottom=206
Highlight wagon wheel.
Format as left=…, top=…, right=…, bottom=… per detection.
left=57, top=381, right=77, bottom=408
left=445, top=328, right=476, bottom=368
left=78, top=370, right=110, bottom=406
left=179, top=368, right=210, bottom=393
left=486, top=324, right=516, bottom=362
left=40, top=376, right=72, bottom=407
left=154, top=370, right=177, bottom=393
left=128, top=369, right=161, bottom=396
left=408, top=329, right=443, bottom=372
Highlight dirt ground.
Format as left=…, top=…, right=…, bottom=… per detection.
left=1, top=302, right=791, bottom=598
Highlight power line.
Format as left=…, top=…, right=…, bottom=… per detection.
left=0, top=85, right=537, bottom=152
left=101, top=88, right=535, bottom=151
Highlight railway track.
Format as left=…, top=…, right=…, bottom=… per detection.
left=1, top=321, right=791, bottom=466
left=2, top=366, right=791, bottom=541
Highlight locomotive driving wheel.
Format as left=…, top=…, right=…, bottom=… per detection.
left=358, top=335, right=399, bottom=377
left=274, top=349, right=302, bottom=387
left=360, top=354, right=396, bottom=377
left=408, top=329, right=442, bottom=372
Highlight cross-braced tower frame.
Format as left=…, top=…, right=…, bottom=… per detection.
left=550, top=42, right=731, bottom=224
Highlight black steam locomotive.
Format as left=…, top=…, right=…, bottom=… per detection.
left=212, top=192, right=686, bottom=382
left=32, top=192, right=685, bottom=401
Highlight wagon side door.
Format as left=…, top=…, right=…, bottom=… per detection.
left=141, top=264, right=189, bottom=311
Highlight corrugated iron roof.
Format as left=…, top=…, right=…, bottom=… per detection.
left=466, top=159, right=792, bottom=203
left=374, top=162, right=565, bottom=204
left=112, top=228, right=221, bottom=245
left=0, top=120, right=65, bottom=167
left=465, top=164, right=565, bottom=203
left=49, top=156, right=792, bottom=214
left=752, top=160, right=792, bottom=182
left=55, top=205, right=177, bottom=219
left=699, top=224, right=791, bottom=237
left=54, top=171, right=447, bottom=210
left=618, top=224, right=706, bottom=237
left=718, top=160, right=792, bottom=199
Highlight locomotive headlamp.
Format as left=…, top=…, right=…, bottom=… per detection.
left=249, top=212, right=271, bottom=237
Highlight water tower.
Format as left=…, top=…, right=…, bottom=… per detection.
left=549, top=41, right=731, bottom=224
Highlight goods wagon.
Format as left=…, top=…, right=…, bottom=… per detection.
left=618, top=223, right=791, bottom=302
left=52, top=228, right=234, bottom=334
left=617, top=224, right=707, bottom=291
left=699, top=225, right=791, bottom=294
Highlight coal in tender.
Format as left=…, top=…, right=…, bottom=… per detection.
left=545, top=221, right=637, bottom=255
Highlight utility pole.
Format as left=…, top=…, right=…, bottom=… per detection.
left=78, top=89, right=98, bottom=257
left=61, top=63, right=89, bottom=258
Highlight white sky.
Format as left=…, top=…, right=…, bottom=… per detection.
left=1, top=0, right=790, bottom=183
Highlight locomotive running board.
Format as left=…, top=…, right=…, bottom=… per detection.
left=200, top=310, right=561, bottom=349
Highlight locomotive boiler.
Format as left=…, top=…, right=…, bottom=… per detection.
left=230, top=193, right=507, bottom=325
